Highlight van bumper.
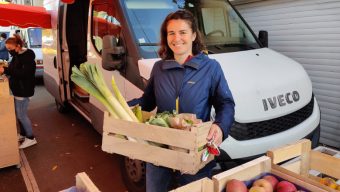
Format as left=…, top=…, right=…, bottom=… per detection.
left=35, top=68, right=44, bottom=78
left=219, top=97, right=320, bottom=159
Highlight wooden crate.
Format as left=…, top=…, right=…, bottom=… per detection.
left=0, top=81, right=20, bottom=169
left=75, top=172, right=100, bottom=192
left=170, top=178, right=214, bottom=192
left=212, top=156, right=327, bottom=192
left=102, top=112, right=214, bottom=174
left=267, top=139, right=340, bottom=192
left=60, top=172, right=100, bottom=192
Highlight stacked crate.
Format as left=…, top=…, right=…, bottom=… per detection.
left=0, top=80, right=20, bottom=168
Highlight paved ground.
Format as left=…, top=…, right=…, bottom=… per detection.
left=0, top=81, right=127, bottom=192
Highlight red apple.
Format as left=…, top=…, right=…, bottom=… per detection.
left=226, top=179, right=248, bottom=192
left=249, top=186, right=266, bottom=192
left=253, top=179, right=273, bottom=192
left=262, top=175, right=279, bottom=188
left=276, top=181, right=297, bottom=192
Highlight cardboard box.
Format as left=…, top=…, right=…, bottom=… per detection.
left=102, top=112, right=214, bottom=174
left=267, top=139, right=340, bottom=192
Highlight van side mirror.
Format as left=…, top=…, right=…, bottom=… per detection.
left=102, top=35, right=125, bottom=71
left=258, top=30, right=268, bottom=47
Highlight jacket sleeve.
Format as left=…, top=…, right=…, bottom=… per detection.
left=7, top=50, right=36, bottom=78
left=127, top=63, right=157, bottom=112
left=211, top=62, right=235, bottom=140
left=0, top=41, right=6, bottom=51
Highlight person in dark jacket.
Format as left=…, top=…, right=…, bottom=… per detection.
left=129, top=10, right=235, bottom=192
left=0, top=33, right=9, bottom=61
left=0, top=34, right=37, bottom=149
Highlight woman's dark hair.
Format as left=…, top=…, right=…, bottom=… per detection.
left=0, top=33, right=7, bottom=39
left=5, top=34, right=24, bottom=48
left=158, top=9, right=205, bottom=60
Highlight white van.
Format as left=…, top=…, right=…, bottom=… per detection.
left=43, top=0, right=320, bottom=191
left=21, top=27, right=44, bottom=77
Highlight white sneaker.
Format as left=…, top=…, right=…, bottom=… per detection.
left=19, top=138, right=37, bottom=149
left=18, top=134, right=25, bottom=142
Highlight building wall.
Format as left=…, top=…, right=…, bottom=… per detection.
left=234, top=0, right=340, bottom=148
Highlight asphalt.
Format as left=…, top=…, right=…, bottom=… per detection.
left=0, top=81, right=127, bottom=192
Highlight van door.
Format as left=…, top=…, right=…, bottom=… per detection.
left=43, top=3, right=68, bottom=110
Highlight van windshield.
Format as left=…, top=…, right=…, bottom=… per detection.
left=27, top=28, right=42, bottom=48
left=123, top=0, right=261, bottom=58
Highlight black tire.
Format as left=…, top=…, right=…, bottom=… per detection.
left=55, top=99, right=68, bottom=113
left=119, top=156, right=146, bottom=192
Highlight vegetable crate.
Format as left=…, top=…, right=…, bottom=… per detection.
left=102, top=112, right=214, bottom=174
left=267, top=139, right=340, bottom=192
left=169, top=178, right=214, bottom=192
left=212, top=156, right=328, bottom=192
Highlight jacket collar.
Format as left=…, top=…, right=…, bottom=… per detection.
left=162, top=52, right=205, bottom=70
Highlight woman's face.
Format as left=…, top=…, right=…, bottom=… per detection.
left=167, top=19, right=196, bottom=58
left=6, top=43, right=17, bottom=52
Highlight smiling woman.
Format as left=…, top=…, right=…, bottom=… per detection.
left=128, top=9, right=235, bottom=192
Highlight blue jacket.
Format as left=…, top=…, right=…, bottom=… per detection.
left=131, top=53, right=235, bottom=139
left=0, top=40, right=9, bottom=61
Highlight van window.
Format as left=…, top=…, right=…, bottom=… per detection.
left=91, top=0, right=121, bottom=54
left=27, top=28, right=42, bottom=48
left=124, top=0, right=178, bottom=58
left=201, top=4, right=258, bottom=48
left=123, top=0, right=260, bottom=58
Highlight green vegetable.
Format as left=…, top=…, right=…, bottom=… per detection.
left=71, top=63, right=145, bottom=143
left=132, top=105, right=143, bottom=123
left=71, top=63, right=135, bottom=121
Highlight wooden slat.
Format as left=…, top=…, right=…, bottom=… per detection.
left=76, top=172, right=100, bottom=192
left=170, top=178, right=214, bottom=192
left=102, top=134, right=213, bottom=174
left=300, top=139, right=311, bottom=177
left=267, top=139, right=310, bottom=164
left=103, top=113, right=203, bottom=150
left=271, top=165, right=329, bottom=192
left=212, top=156, right=271, bottom=192
left=310, top=150, right=340, bottom=179
left=281, top=160, right=301, bottom=174
left=196, top=124, right=212, bottom=149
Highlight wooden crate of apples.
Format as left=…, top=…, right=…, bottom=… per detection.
left=212, top=156, right=329, bottom=192
left=267, top=139, right=340, bottom=192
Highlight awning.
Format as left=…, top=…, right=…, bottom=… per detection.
left=0, top=3, right=51, bottom=28
left=93, top=17, right=121, bottom=38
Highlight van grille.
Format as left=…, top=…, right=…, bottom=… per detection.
left=229, top=96, right=314, bottom=141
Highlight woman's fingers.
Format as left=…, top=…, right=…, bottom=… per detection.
left=206, top=124, right=223, bottom=146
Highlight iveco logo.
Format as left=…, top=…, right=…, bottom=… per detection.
left=262, top=91, right=300, bottom=111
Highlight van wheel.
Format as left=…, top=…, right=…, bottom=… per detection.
left=55, top=99, right=68, bottom=113
left=119, top=156, right=146, bottom=192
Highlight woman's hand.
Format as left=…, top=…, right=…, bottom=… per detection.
left=0, top=66, right=4, bottom=75
left=206, top=124, right=223, bottom=146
